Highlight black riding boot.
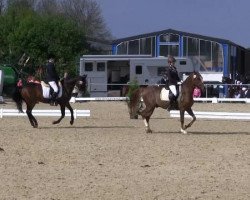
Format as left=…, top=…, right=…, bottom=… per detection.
left=167, top=93, right=178, bottom=111
left=50, top=92, right=58, bottom=106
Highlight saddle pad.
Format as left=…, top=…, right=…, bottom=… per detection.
left=41, top=83, right=63, bottom=99
left=160, top=88, right=170, bottom=101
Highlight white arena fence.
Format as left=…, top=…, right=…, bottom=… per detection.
left=70, top=97, right=128, bottom=103
left=170, top=110, right=250, bottom=120
left=70, top=96, right=250, bottom=103
left=0, top=109, right=90, bottom=119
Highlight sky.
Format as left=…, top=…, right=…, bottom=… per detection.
left=95, top=0, right=250, bottom=48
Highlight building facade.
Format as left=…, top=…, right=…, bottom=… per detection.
left=111, top=29, right=250, bottom=83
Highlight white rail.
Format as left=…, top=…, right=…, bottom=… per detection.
left=170, top=110, right=250, bottom=120
left=70, top=97, right=128, bottom=102
left=70, top=96, right=250, bottom=103
left=0, top=109, right=90, bottom=119
left=194, top=97, right=250, bottom=103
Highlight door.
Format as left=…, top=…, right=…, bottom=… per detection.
left=89, top=61, right=107, bottom=92
left=130, top=61, right=148, bottom=85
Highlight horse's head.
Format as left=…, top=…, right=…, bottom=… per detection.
left=190, top=72, right=205, bottom=92
left=76, top=75, right=88, bottom=94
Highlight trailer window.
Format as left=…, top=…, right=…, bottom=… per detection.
left=85, top=63, right=93, bottom=71
left=179, top=60, right=186, bottom=65
left=157, top=67, right=166, bottom=76
left=135, top=65, right=142, bottom=74
left=97, top=62, right=105, bottom=71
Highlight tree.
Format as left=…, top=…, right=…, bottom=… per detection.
left=59, top=0, right=112, bottom=40
left=0, top=4, right=88, bottom=75
left=35, top=0, right=113, bottom=43
left=8, top=14, right=87, bottom=74
left=0, top=0, right=4, bottom=15
left=0, top=0, right=112, bottom=75
left=35, top=0, right=60, bottom=16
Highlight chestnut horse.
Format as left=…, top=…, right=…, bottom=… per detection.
left=12, top=75, right=87, bottom=128
left=128, top=72, right=204, bottom=134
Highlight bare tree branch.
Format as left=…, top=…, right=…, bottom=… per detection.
left=59, top=0, right=113, bottom=40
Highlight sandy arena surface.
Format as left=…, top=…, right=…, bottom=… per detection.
left=0, top=100, right=249, bottom=200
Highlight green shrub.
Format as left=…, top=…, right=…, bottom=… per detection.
left=127, top=79, right=139, bottom=100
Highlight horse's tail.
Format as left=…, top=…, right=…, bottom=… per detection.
left=12, top=87, right=24, bottom=113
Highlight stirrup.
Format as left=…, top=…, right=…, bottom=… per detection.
left=50, top=100, right=57, bottom=106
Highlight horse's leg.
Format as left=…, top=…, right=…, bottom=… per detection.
left=180, top=108, right=196, bottom=134
left=26, top=104, right=38, bottom=128
left=53, top=104, right=65, bottom=125
left=143, top=116, right=152, bottom=133
left=180, top=110, right=187, bottom=134
left=65, top=102, right=74, bottom=125
left=140, top=107, right=154, bottom=133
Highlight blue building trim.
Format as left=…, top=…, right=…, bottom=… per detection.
left=156, top=36, right=160, bottom=57
left=222, top=44, right=229, bottom=77
left=179, top=35, right=183, bottom=57
left=112, top=45, right=117, bottom=55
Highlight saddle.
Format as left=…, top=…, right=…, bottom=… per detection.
left=40, top=81, right=63, bottom=99
left=160, top=87, right=170, bottom=101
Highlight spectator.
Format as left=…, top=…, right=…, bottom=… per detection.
left=193, top=87, right=201, bottom=98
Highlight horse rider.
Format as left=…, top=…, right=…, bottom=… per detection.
left=166, top=55, right=181, bottom=110
left=45, top=56, right=59, bottom=106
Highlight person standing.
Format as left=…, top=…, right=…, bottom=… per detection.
left=166, top=55, right=181, bottom=110
left=45, top=56, right=59, bottom=106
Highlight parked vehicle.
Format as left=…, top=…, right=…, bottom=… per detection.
left=79, top=55, right=195, bottom=97
left=0, top=65, right=19, bottom=96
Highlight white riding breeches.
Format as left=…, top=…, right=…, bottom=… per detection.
left=48, top=81, right=58, bottom=93
left=169, top=85, right=177, bottom=96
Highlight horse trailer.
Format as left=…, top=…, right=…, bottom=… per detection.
left=79, top=55, right=221, bottom=97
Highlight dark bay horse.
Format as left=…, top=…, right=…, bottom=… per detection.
left=128, top=72, right=204, bottom=134
left=12, top=75, right=87, bottom=128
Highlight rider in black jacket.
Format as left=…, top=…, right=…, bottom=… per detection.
left=46, top=57, right=59, bottom=106
left=166, top=55, right=181, bottom=110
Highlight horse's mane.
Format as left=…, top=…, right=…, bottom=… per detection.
left=63, top=76, right=80, bottom=84
left=182, top=71, right=201, bottom=85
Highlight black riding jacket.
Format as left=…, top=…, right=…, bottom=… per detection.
left=46, top=62, right=59, bottom=82
left=166, top=65, right=181, bottom=85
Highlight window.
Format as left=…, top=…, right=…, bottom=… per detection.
left=212, top=42, right=223, bottom=72
left=97, top=62, right=105, bottom=71
left=128, top=40, right=139, bottom=54
left=135, top=65, right=142, bottom=74
left=117, top=42, right=128, bottom=54
left=159, top=33, right=179, bottom=42
left=157, top=67, right=166, bottom=76
left=179, top=60, right=186, bottom=65
left=188, top=37, right=199, bottom=56
left=159, top=45, right=179, bottom=57
left=200, top=40, right=212, bottom=71
left=140, top=37, right=152, bottom=55
left=85, top=63, right=93, bottom=71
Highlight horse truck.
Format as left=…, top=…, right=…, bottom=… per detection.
left=79, top=55, right=198, bottom=97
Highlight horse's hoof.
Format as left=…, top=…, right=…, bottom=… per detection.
left=52, top=121, right=58, bottom=124
left=33, top=125, right=38, bottom=128
left=70, top=121, right=74, bottom=125
left=181, top=128, right=187, bottom=134
left=146, top=129, right=152, bottom=133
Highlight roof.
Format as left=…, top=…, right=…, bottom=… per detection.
left=112, top=28, right=245, bottom=49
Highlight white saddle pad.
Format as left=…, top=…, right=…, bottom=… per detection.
left=41, top=83, right=63, bottom=99
left=160, top=88, right=170, bottom=101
